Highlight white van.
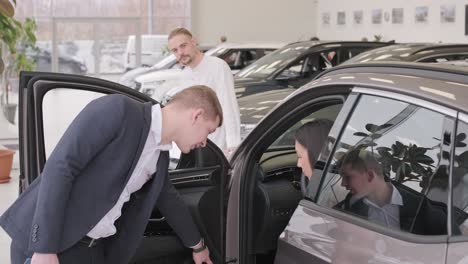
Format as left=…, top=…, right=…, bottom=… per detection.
left=124, top=34, right=168, bottom=71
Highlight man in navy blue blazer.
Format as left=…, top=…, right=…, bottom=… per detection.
left=0, top=85, right=221, bottom=264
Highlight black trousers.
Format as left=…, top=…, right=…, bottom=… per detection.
left=11, top=239, right=106, bottom=264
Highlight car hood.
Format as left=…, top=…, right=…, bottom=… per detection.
left=235, top=77, right=274, bottom=96
left=135, top=68, right=184, bottom=83
left=235, top=77, right=267, bottom=87
left=239, top=88, right=295, bottom=124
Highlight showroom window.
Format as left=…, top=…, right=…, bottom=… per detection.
left=317, top=94, right=453, bottom=236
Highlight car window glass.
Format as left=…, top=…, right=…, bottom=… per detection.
left=341, top=47, right=368, bottom=61
left=318, top=94, right=451, bottom=236
left=269, top=104, right=342, bottom=149
left=222, top=50, right=242, bottom=68
left=319, top=49, right=339, bottom=70
left=241, top=50, right=258, bottom=67
left=451, top=120, right=468, bottom=235
left=236, top=44, right=310, bottom=79
left=276, top=59, right=304, bottom=79
left=419, top=54, right=468, bottom=63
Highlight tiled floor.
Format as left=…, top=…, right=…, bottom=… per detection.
left=1, top=91, right=20, bottom=264
left=0, top=159, right=19, bottom=264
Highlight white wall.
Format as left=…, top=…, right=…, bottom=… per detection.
left=317, top=0, right=468, bottom=43
left=191, top=0, right=318, bottom=45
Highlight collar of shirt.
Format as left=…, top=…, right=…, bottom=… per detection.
left=151, top=104, right=172, bottom=151
left=363, top=183, right=403, bottom=209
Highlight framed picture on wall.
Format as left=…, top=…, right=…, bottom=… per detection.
left=392, top=8, right=404, bottom=24
left=415, top=6, right=428, bottom=23
left=354, top=10, right=363, bottom=24
left=372, top=9, right=382, bottom=24
left=441, top=5, right=456, bottom=23
left=466, top=5, right=468, bottom=35
left=322, top=12, right=331, bottom=25
left=337, top=11, right=346, bottom=25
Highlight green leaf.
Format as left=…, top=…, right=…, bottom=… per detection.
left=353, top=132, right=368, bottom=137
left=365, top=124, right=380, bottom=133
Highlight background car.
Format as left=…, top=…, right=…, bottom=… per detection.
left=19, top=62, right=468, bottom=264
left=237, top=42, right=468, bottom=140
left=136, top=42, right=286, bottom=99
left=234, top=40, right=392, bottom=98
left=31, top=49, right=88, bottom=75
left=342, top=43, right=468, bottom=65
left=119, top=45, right=213, bottom=89
left=123, top=34, right=168, bottom=71
left=232, top=62, right=468, bottom=264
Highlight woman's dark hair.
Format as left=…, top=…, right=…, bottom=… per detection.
left=294, top=119, right=333, bottom=168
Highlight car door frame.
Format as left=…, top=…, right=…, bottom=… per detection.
left=227, top=83, right=352, bottom=264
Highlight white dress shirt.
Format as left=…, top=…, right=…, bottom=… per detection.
left=87, top=104, right=171, bottom=239
left=364, top=183, right=403, bottom=229
left=166, top=55, right=241, bottom=151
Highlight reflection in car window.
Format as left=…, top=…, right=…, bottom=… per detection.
left=318, top=94, right=455, bottom=236
left=451, top=120, right=468, bottom=235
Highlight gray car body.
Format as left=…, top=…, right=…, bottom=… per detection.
left=229, top=62, right=468, bottom=263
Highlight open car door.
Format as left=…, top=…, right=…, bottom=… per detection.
left=18, top=71, right=229, bottom=263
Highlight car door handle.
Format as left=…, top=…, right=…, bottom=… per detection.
left=148, top=217, right=165, bottom=222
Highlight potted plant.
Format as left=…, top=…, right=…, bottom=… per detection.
left=1, top=0, right=37, bottom=123
left=0, top=0, right=36, bottom=182
left=0, top=148, right=14, bottom=183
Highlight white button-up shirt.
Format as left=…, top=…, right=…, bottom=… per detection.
left=87, top=104, right=171, bottom=239
left=165, top=55, right=241, bottom=151
left=364, top=184, right=403, bottom=229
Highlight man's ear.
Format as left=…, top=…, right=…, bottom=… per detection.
left=367, top=170, right=375, bottom=182
left=191, top=108, right=205, bottom=124
left=191, top=37, right=199, bottom=47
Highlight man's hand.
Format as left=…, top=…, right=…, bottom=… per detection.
left=31, top=253, right=59, bottom=264
left=192, top=247, right=212, bottom=264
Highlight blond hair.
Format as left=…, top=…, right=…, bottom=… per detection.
left=168, top=85, right=223, bottom=127
left=168, top=27, right=193, bottom=40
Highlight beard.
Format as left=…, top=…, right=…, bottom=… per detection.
left=179, top=55, right=193, bottom=65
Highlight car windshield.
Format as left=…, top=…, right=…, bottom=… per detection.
left=343, top=44, right=429, bottom=64
left=205, top=46, right=228, bottom=57
left=236, top=43, right=310, bottom=79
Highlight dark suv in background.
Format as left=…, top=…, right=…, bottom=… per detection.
left=234, top=40, right=392, bottom=98
left=343, top=43, right=468, bottom=64
left=238, top=42, right=468, bottom=139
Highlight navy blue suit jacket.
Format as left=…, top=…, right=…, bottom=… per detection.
left=0, top=94, right=200, bottom=263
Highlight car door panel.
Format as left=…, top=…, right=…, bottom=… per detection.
left=446, top=239, right=468, bottom=264
left=19, top=71, right=227, bottom=264
left=276, top=202, right=447, bottom=264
